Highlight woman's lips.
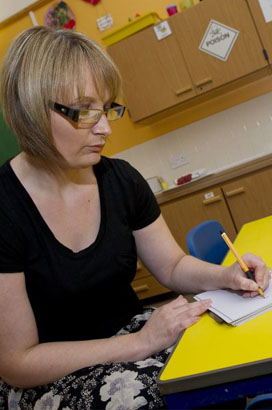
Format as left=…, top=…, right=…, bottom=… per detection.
left=84, top=144, right=104, bottom=152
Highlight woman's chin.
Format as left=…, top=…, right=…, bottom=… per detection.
left=82, top=152, right=102, bottom=167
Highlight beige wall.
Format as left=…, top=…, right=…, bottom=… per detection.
left=112, top=91, right=272, bottom=188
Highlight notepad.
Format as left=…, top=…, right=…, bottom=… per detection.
left=194, top=280, right=272, bottom=326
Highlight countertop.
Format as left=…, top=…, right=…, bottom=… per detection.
left=155, top=153, right=272, bottom=205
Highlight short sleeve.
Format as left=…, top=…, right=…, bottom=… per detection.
left=0, top=208, right=25, bottom=273
left=126, top=163, right=161, bottom=230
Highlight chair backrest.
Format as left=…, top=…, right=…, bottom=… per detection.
left=186, top=220, right=229, bottom=264
left=245, top=393, right=272, bottom=409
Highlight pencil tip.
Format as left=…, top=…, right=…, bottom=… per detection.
left=220, top=230, right=223, bottom=234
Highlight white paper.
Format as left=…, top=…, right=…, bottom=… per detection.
left=153, top=21, right=172, bottom=40
left=195, top=280, right=272, bottom=326
left=258, top=0, right=272, bottom=23
left=146, top=177, right=162, bottom=193
left=97, top=14, right=113, bottom=32
left=204, top=191, right=215, bottom=200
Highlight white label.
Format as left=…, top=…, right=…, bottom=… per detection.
left=153, top=21, right=172, bottom=40
left=204, top=192, right=214, bottom=200
left=199, top=19, right=239, bottom=62
left=97, top=14, right=113, bottom=31
left=169, top=154, right=189, bottom=169
left=258, top=0, right=272, bottom=23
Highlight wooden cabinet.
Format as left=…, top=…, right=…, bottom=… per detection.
left=246, top=0, right=272, bottom=64
left=160, top=187, right=237, bottom=252
left=161, top=167, right=272, bottom=253
left=170, top=0, right=267, bottom=94
left=108, top=0, right=268, bottom=122
left=108, top=24, right=196, bottom=122
left=222, top=167, right=272, bottom=231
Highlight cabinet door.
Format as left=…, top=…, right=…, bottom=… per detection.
left=108, top=25, right=196, bottom=122
left=222, top=168, right=272, bottom=231
left=161, top=188, right=237, bottom=253
left=170, top=0, right=268, bottom=95
left=247, top=0, right=272, bottom=64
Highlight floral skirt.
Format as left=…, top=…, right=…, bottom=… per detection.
left=0, top=308, right=172, bottom=410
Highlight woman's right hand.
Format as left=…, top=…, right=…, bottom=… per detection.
left=137, top=295, right=211, bottom=356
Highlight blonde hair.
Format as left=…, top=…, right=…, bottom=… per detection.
left=0, top=26, right=122, bottom=169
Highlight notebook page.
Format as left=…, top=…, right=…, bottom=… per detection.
left=194, top=280, right=272, bottom=323
left=232, top=305, right=272, bottom=325
left=206, top=299, right=272, bottom=324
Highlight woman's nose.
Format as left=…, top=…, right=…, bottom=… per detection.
left=93, top=113, right=112, bottom=137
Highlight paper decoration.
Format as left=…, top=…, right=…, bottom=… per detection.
left=44, top=1, right=76, bottom=30
left=97, top=14, right=113, bottom=31
left=153, top=21, right=172, bottom=40
left=199, top=19, right=239, bottom=62
left=83, top=0, right=113, bottom=31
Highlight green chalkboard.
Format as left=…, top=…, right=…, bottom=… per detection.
left=0, top=108, right=20, bottom=165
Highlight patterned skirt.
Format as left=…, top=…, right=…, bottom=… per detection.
left=0, top=308, right=172, bottom=410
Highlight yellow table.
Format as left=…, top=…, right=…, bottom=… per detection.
left=158, top=216, right=272, bottom=409
left=223, top=215, right=272, bottom=268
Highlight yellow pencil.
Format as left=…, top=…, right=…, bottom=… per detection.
left=220, top=231, right=264, bottom=298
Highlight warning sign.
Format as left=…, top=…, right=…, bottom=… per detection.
left=199, top=20, right=239, bottom=62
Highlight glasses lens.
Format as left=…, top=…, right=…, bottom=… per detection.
left=77, top=105, right=125, bottom=124
left=78, top=110, right=101, bottom=124
left=107, top=106, right=125, bottom=121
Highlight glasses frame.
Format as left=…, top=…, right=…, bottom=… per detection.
left=49, top=100, right=125, bottom=126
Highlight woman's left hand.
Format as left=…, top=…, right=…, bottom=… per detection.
left=223, top=252, right=271, bottom=297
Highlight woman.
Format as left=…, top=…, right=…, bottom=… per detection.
left=0, top=26, right=269, bottom=409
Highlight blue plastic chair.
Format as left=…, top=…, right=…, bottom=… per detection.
left=246, top=394, right=272, bottom=409
left=186, top=220, right=229, bottom=264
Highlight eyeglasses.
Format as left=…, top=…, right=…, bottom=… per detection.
left=49, top=101, right=125, bottom=126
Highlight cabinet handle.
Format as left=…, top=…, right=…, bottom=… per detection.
left=225, top=187, right=245, bottom=198
left=195, top=77, right=213, bottom=87
left=133, top=284, right=149, bottom=293
left=175, top=86, right=193, bottom=96
left=202, top=195, right=221, bottom=205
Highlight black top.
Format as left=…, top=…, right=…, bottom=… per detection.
left=0, top=157, right=161, bottom=343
